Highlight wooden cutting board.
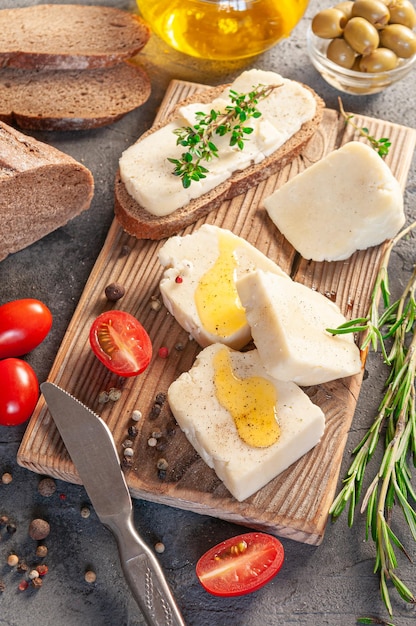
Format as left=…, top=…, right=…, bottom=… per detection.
left=17, top=79, right=416, bottom=545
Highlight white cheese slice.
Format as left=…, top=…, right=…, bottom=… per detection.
left=167, top=343, right=326, bottom=502
left=158, top=224, right=289, bottom=350
left=119, top=69, right=317, bottom=217
left=264, top=141, right=404, bottom=262
left=236, top=270, right=362, bottom=386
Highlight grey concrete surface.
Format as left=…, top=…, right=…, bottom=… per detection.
left=0, top=0, right=415, bottom=625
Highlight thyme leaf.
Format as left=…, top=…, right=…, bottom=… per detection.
left=328, top=220, right=416, bottom=621
left=168, top=83, right=282, bottom=188
left=338, top=97, right=391, bottom=158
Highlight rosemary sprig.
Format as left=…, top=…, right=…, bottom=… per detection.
left=168, top=83, right=281, bottom=188
left=329, top=220, right=416, bottom=620
left=338, top=97, right=392, bottom=158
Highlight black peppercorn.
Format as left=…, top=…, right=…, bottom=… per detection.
left=105, top=282, right=125, bottom=302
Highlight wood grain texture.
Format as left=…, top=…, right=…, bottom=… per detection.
left=17, top=79, right=416, bottom=545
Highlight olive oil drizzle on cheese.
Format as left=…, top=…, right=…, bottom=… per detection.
left=195, top=232, right=246, bottom=338
left=213, top=347, right=280, bottom=448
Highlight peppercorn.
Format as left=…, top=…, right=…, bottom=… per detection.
left=28, top=569, right=39, bottom=580
left=36, top=564, right=48, bottom=577
left=38, top=477, right=57, bottom=497
left=0, top=515, right=9, bottom=527
left=122, top=439, right=134, bottom=449
left=7, top=554, right=19, bottom=567
left=154, top=542, right=165, bottom=554
left=80, top=506, right=91, bottom=519
left=158, top=346, right=169, bottom=359
left=120, top=245, right=131, bottom=257
left=18, top=580, right=29, bottom=591
left=17, top=560, right=28, bottom=573
left=108, top=387, right=122, bottom=402
left=149, top=404, right=161, bottom=420
left=150, top=296, right=162, bottom=312
left=6, top=522, right=17, bottom=535
left=157, top=458, right=169, bottom=471
left=0, top=580, right=5, bottom=592
left=84, top=570, right=97, bottom=584
left=29, top=518, right=50, bottom=541
left=1, top=472, right=12, bottom=485
left=131, top=410, right=142, bottom=422
left=31, top=576, right=43, bottom=589
left=98, top=390, right=109, bottom=403
left=155, top=392, right=166, bottom=406
left=105, top=282, right=125, bottom=302
left=128, top=425, right=138, bottom=438
left=36, top=545, right=48, bottom=558
left=123, top=447, right=134, bottom=458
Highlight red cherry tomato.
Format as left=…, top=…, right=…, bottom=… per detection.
left=0, top=358, right=39, bottom=426
left=89, top=310, right=152, bottom=377
left=196, top=532, right=284, bottom=597
left=0, top=298, right=53, bottom=359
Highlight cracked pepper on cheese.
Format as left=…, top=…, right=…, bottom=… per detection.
left=168, top=343, right=325, bottom=502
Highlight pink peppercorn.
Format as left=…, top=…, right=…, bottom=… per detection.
left=158, top=347, right=169, bottom=359
left=175, top=276, right=183, bottom=284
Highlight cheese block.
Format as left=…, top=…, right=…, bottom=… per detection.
left=236, top=270, right=362, bottom=386
left=264, top=141, right=405, bottom=262
left=158, top=224, right=289, bottom=350
left=167, top=343, right=326, bottom=502
left=119, top=69, right=318, bottom=217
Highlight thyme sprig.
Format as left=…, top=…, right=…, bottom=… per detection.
left=328, top=220, right=416, bottom=620
left=338, top=97, right=392, bottom=158
left=168, top=83, right=281, bottom=188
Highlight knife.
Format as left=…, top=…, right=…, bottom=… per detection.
left=40, top=382, right=186, bottom=626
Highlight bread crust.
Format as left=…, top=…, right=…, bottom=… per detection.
left=0, top=63, right=151, bottom=131
left=114, top=83, right=325, bottom=240
left=0, top=4, right=150, bottom=70
left=0, top=121, right=94, bottom=261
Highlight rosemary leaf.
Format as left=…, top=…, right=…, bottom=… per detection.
left=329, top=219, right=416, bottom=617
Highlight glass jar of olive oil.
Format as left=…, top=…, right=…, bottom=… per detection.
left=136, top=0, right=309, bottom=61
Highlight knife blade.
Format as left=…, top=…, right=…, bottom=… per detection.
left=40, top=381, right=186, bottom=626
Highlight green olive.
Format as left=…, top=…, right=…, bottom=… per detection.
left=380, top=23, right=416, bottom=57
left=388, top=0, right=416, bottom=29
left=344, top=17, right=380, bottom=54
left=334, top=1, right=354, bottom=19
left=311, top=8, right=347, bottom=38
left=351, top=55, right=364, bottom=71
left=359, top=47, right=399, bottom=70
left=351, top=0, right=390, bottom=29
left=327, top=36, right=357, bottom=68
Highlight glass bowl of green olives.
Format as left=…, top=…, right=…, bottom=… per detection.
left=307, top=0, right=416, bottom=95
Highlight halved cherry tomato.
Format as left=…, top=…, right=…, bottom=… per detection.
left=0, top=358, right=39, bottom=426
left=196, top=532, right=284, bottom=597
left=0, top=298, right=53, bottom=359
left=89, top=310, right=152, bottom=377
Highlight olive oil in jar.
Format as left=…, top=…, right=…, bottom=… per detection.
left=136, top=0, right=309, bottom=60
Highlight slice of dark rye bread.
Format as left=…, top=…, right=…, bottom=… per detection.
left=0, top=4, right=150, bottom=70
left=114, top=83, right=325, bottom=240
left=0, top=62, right=151, bottom=131
left=0, top=121, right=94, bottom=261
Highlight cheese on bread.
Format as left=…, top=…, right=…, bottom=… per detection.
left=158, top=224, right=289, bottom=350
left=264, top=141, right=404, bottom=262
left=168, top=343, right=326, bottom=502
left=119, top=69, right=317, bottom=217
left=236, top=270, right=362, bottom=386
